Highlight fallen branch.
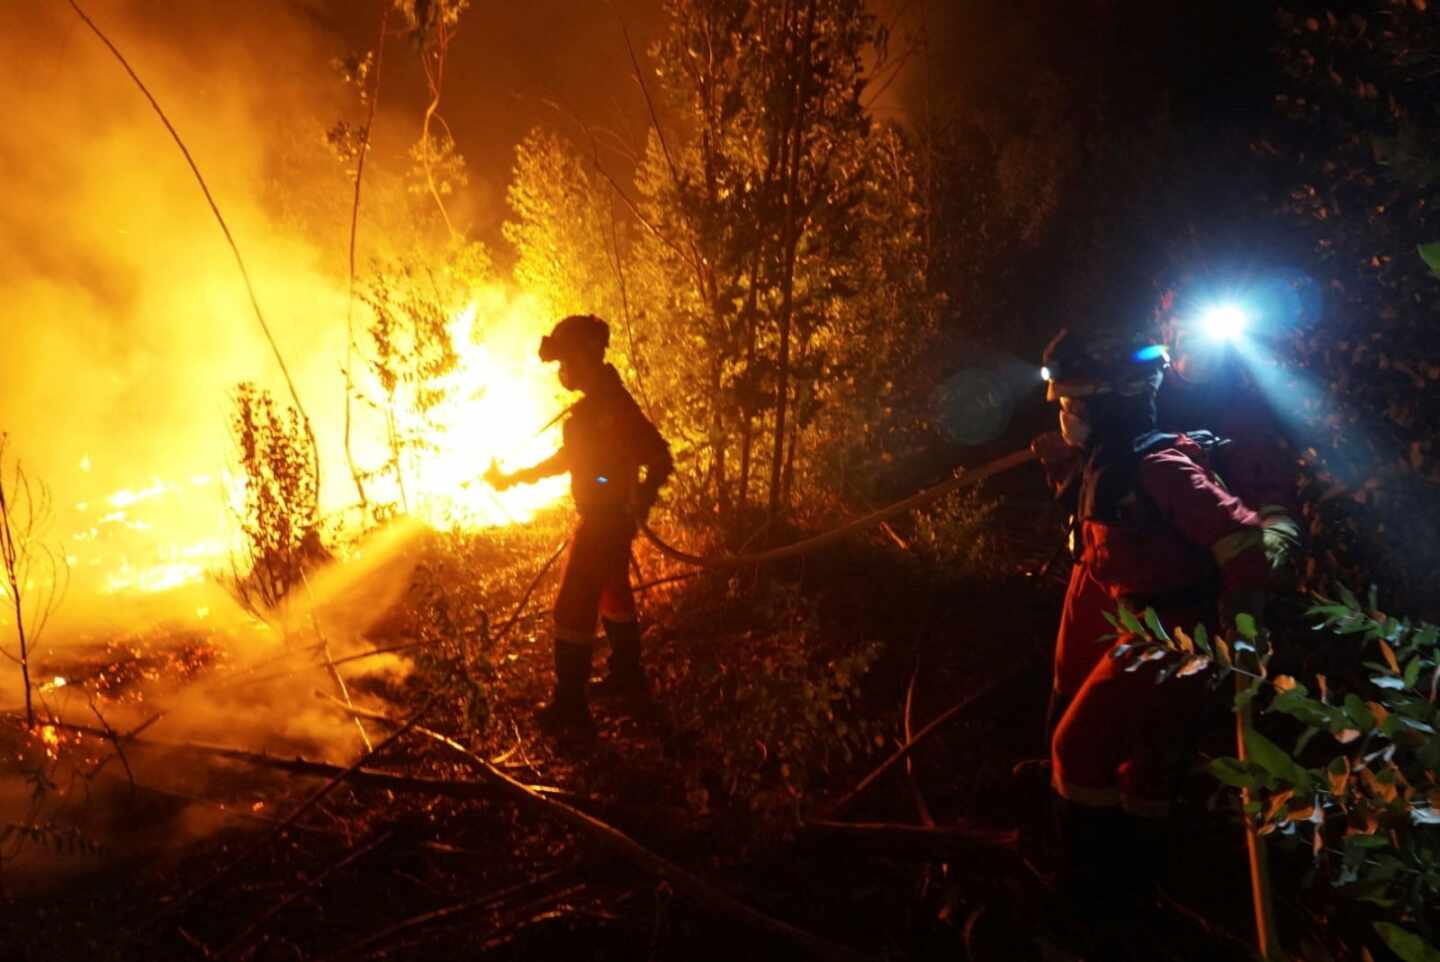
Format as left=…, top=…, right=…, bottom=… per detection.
left=800, top=819, right=1019, bottom=861
left=350, top=706, right=873, bottom=962
left=826, top=660, right=1035, bottom=818
left=124, top=683, right=448, bottom=941
left=218, top=830, right=395, bottom=960
left=317, top=695, right=677, bottom=822
left=316, top=869, right=579, bottom=962
left=35, top=717, right=563, bottom=803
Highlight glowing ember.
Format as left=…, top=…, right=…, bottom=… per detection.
left=39, top=724, right=60, bottom=759
left=50, top=676, right=67, bottom=689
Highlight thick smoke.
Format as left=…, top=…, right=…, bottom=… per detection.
left=0, top=1, right=365, bottom=609
left=0, top=1, right=419, bottom=875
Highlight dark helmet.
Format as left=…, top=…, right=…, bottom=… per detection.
left=539, top=314, right=609, bottom=363
left=1041, top=327, right=1168, bottom=401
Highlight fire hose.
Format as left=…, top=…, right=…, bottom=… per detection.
left=637, top=448, right=1038, bottom=568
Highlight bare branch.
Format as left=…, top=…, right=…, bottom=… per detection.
left=344, top=6, right=392, bottom=511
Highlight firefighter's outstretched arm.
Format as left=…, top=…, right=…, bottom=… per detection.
left=486, top=450, right=569, bottom=490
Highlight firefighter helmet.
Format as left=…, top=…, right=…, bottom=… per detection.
left=1041, top=327, right=1168, bottom=401
left=539, top=314, right=610, bottom=363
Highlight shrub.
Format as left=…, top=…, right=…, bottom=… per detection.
left=224, top=383, right=325, bottom=617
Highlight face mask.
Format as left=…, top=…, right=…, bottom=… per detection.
left=1058, top=409, right=1090, bottom=448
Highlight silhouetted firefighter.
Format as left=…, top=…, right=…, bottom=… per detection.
left=487, top=314, right=673, bottom=731
left=1033, top=327, right=1272, bottom=940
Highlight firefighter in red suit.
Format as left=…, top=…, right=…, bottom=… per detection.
left=1029, top=307, right=1302, bottom=748
left=1036, top=327, right=1270, bottom=916
left=488, top=314, right=673, bottom=730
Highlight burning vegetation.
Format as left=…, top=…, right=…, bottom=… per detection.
left=4, top=1, right=1440, bottom=961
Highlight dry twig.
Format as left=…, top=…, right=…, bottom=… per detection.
left=826, top=659, right=1034, bottom=818
left=902, top=665, right=935, bottom=828
left=218, top=830, right=395, bottom=960
left=316, top=869, right=580, bottom=962
left=350, top=706, right=874, bottom=962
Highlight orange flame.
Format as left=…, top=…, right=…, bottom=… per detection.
left=61, top=285, right=570, bottom=599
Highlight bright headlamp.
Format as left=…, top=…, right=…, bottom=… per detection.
left=1198, top=303, right=1248, bottom=343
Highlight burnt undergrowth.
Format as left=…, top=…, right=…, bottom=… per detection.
left=0, top=482, right=1277, bottom=962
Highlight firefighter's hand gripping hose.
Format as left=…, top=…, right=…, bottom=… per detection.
left=638, top=448, right=1038, bottom=568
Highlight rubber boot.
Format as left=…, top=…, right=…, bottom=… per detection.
left=592, top=618, right=648, bottom=700
left=1051, top=795, right=1147, bottom=958
left=536, top=640, right=594, bottom=732
left=1122, top=813, right=1170, bottom=907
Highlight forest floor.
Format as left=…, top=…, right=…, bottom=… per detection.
left=0, top=471, right=1321, bottom=962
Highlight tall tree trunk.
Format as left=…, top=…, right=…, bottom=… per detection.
left=767, top=0, right=817, bottom=522
left=737, top=237, right=768, bottom=525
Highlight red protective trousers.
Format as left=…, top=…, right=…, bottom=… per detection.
left=553, top=512, right=637, bottom=645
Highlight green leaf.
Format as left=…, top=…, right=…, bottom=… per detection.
left=1117, top=605, right=1146, bottom=637
left=1143, top=607, right=1171, bottom=644
left=1245, top=727, right=1302, bottom=782
left=1344, top=693, right=1376, bottom=733
left=1374, top=922, right=1440, bottom=962
left=1192, top=622, right=1212, bottom=655
left=1271, top=690, right=1333, bottom=727
left=1235, top=612, right=1259, bottom=641
left=1420, top=242, right=1440, bottom=278
left=1404, top=657, right=1424, bottom=689
left=1209, top=757, right=1257, bottom=789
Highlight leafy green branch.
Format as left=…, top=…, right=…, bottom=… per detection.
left=1104, top=591, right=1440, bottom=956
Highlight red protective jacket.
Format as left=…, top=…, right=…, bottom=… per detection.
left=1053, top=433, right=1267, bottom=696
left=1160, top=376, right=1297, bottom=520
